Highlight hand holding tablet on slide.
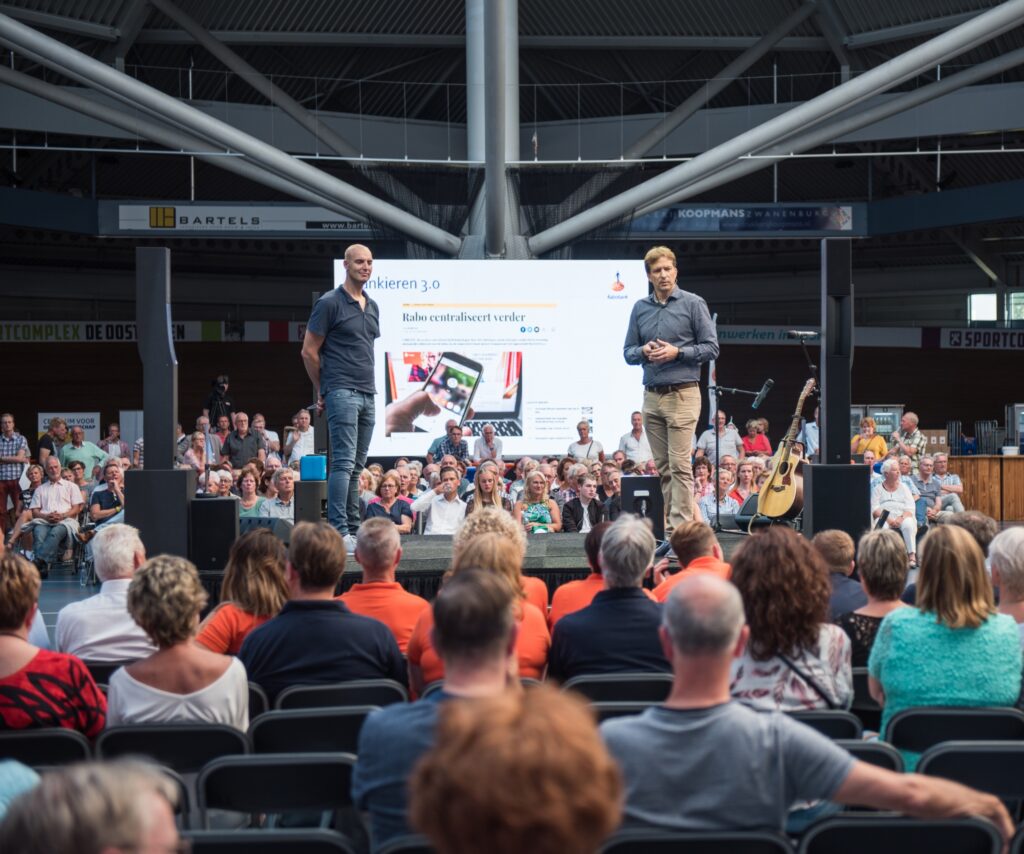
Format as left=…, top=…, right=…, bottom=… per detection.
left=385, top=390, right=475, bottom=435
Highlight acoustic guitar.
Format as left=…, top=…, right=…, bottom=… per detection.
left=756, top=378, right=816, bottom=521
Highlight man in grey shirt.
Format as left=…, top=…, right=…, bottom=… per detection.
left=601, top=574, right=1013, bottom=839
left=623, top=246, right=718, bottom=529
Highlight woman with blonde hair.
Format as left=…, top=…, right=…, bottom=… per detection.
left=180, top=431, right=208, bottom=473
left=196, top=529, right=289, bottom=655
left=513, top=470, right=561, bottom=533
left=465, top=463, right=512, bottom=515
left=869, top=524, right=1021, bottom=769
left=851, top=417, right=888, bottom=458
left=108, top=554, right=249, bottom=730
left=407, top=530, right=551, bottom=695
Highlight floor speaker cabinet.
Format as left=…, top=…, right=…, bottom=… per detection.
left=294, top=480, right=328, bottom=524
left=189, top=498, right=239, bottom=572
left=125, top=468, right=195, bottom=559
left=622, top=476, right=665, bottom=542
left=802, top=464, right=871, bottom=541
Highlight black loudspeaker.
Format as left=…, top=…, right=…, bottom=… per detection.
left=125, top=469, right=195, bottom=559
left=820, top=239, right=853, bottom=465
left=802, top=464, right=871, bottom=541
left=294, top=480, right=328, bottom=524
left=621, top=476, right=665, bottom=541
left=189, top=498, right=239, bottom=572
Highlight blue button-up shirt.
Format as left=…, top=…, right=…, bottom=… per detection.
left=623, top=287, right=719, bottom=386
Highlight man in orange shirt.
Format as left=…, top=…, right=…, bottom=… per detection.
left=338, top=517, right=429, bottom=654
left=548, top=522, right=612, bottom=628
left=651, top=521, right=731, bottom=603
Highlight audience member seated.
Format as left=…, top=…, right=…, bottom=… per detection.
left=434, top=422, right=470, bottom=464
left=548, top=522, right=616, bottom=628
left=730, top=527, right=852, bottom=710
left=561, top=474, right=604, bottom=533
left=871, top=458, right=918, bottom=568
left=239, top=522, right=405, bottom=704
left=600, top=574, right=1013, bottom=840
left=54, top=524, right=155, bottom=662
left=695, top=410, right=744, bottom=464
left=86, top=459, right=126, bottom=536
left=797, top=406, right=820, bottom=458
left=0, top=553, right=105, bottom=736
left=869, top=525, right=1021, bottom=769
left=913, top=455, right=948, bottom=528
left=365, top=470, right=414, bottom=533
left=358, top=468, right=379, bottom=505
left=513, top=470, right=562, bottom=534
left=66, top=460, right=92, bottom=506
left=728, top=460, right=756, bottom=505
left=0, top=759, right=182, bottom=854
left=651, top=521, right=731, bottom=602
left=897, top=454, right=921, bottom=500
left=934, top=452, right=965, bottom=513
left=27, top=456, right=84, bottom=577
left=742, top=418, right=772, bottom=456
left=549, top=515, right=668, bottom=682
left=59, top=426, right=109, bottom=481
left=411, top=465, right=466, bottom=534
left=464, top=462, right=512, bottom=514
left=834, top=529, right=908, bottom=667
left=258, top=467, right=295, bottom=520
left=991, top=528, right=1024, bottom=647
left=901, top=509, right=999, bottom=605
left=618, top=410, right=652, bottom=467
left=5, top=464, right=42, bottom=553
left=691, top=456, right=714, bottom=500
left=603, top=467, right=623, bottom=521
left=339, top=518, right=428, bottom=655
left=850, top=416, right=888, bottom=459
left=411, top=687, right=622, bottom=854
left=283, top=407, right=315, bottom=465
left=196, top=529, right=288, bottom=655
left=179, top=430, right=209, bottom=474
left=353, top=568, right=520, bottom=848
left=698, top=470, right=739, bottom=524
left=107, top=554, right=248, bottom=731
left=812, top=529, right=867, bottom=620
left=250, top=412, right=280, bottom=462
left=567, top=419, right=605, bottom=462
left=507, top=457, right=536, bottom=504
left=236, top=465, right=264, bottom=517
left=408, top=532, right=550, bottom=695
left=472, top=423, right=503, bottom=465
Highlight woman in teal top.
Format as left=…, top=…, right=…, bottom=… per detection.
left=237, top=468, right=265, bottom=518
left=869, top=525, right=1021, bottom=770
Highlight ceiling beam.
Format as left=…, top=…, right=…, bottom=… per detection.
left=0, top=4, right=116, bottom=41
left=845, top=11, right=980, bottom=50
left=99, top=0, right=152, bottom=69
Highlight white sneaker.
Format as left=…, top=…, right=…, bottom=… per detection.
left=343, top=534, right=357, bottom=554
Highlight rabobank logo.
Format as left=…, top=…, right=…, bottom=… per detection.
left=607, top=270, right=628, bottom=299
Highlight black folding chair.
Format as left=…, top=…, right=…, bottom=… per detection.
left=249, top=707, right=379, bottom=755
left=562, top=672, right=674, bottom=703
left=274, top=679, right=408, bottom=710
left=787, top=710, right=863, bottom=740
left=602, top=829, right=794, bottom=853
left=185, top=829, right=357, bottom=853
left=248, top=682, right=270, bottom=719
left=0, top=728, right=91, bottom=767
left=157, top=765, right=192, bottom=829
left=81, top=659, right=137, bottom=685
left=376, top=836, right=436, bottom=854
left=798, top=816, right=1001, bottom=854
left=96, top=724, right=250, bottom=774
left=850, top=667, right=881, bottom=731
left=834, top=739, right=904, bottom=773
left=884, top=707, right=1024, bottom=755
left=918, top=741, right=1024, bottom=818
left=196, top=753, right=356, bottom=830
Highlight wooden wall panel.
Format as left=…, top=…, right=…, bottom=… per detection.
left=1001, top=457, right=1024, bottom=522
left=948, top=456, right=1002, bottom=520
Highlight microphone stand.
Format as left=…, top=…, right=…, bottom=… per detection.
left=706, top=383, right=767, bottom=534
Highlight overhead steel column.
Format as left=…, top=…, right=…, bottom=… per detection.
left=633, top=43, right=1024, bottom=218
left=0, top=66, right=362, bottom=220
left=484, top=0, right=507, bottom=256
left=527, top=0, right=1024, bottom=255
left=148, top=0, right=358, bottom=157
left=466, top=0, right=485, bottom=163
left=0, top=12, right=462, bottom=255
left=622, top=1, right=817, bottom=161
left=505, top=0, right=520, bottom=162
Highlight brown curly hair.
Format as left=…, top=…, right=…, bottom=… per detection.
left=730, top=526, right=830, bottom=661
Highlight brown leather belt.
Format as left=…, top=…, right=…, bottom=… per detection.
left=645, top=381, right=698, bottom=394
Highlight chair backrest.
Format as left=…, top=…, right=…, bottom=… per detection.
left=274, top=679, right=408, bottom=710
left=834, top=739, right=904, bottom=773
left=248, top=682, right=269, bottom=718
left=884, top=707, right=1024, bottom=754
left=918, top=741, right=1024, bottom=800
left=376, top=835, right=436, bottom=854
left=81, top=659, right=137, bottom=685
left=185, top=828, right=357, bottom=853
left=787, top=710, right=863, bottom=740
left=0, top=728, right=91, bottom=767
left=601, top=829, right=794, bottom=853
left=96, top=724, right=250, bottom=774
left=850, top=667, right=881, bottom=730
left=798, top=816, right=1001, bottom=854
left=196, top=753, right=356, bottom=825
left=157, top=765, right=192, bottom=826
left=563, top=672, right=674, bottom=703
left=591, top=701, right=657, bottom=723
left=249, top=706, right=379, bottom=755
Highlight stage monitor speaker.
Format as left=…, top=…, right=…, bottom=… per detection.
left=294, top=480, right=328, bottom=524
left=802, top=464, right=871, bottom=542
left=189, top=497, right=239, bottom=572
left=622, top=476, right=664, bottom=541
left=125, top=468, right=195, bottom=559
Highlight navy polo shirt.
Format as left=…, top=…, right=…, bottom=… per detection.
left=307, top=286, right=380, bottom=395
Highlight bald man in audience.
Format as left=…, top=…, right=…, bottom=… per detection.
left=651, top=521, right=731, bottom=602
left=339, top=517, right=429, bottom=654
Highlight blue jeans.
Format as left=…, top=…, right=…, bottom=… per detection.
left=32, top=522, right=69, bottom=564
left=325, top=388, right=375, bottom=536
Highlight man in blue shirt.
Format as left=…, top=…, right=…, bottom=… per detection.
left=624, top=246, right=718, bottom=529
left=302, top=244, right=379, bottom=551
left=352, top=568, right=517, bottom=849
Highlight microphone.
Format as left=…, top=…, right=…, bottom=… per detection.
left=786, top=330, right=819, bottom=339
left=751, top=379, right=774, bottom=410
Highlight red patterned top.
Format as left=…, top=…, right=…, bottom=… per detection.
left=0, top=649, right=107, bottom=737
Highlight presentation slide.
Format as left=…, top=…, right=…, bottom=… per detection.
left=329, top=259, right=650, bottom=458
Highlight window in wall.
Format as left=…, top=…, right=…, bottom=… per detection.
left=1010, top=291, right=1024, bottom=321
left=968, top=292, right=998, bottom=322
